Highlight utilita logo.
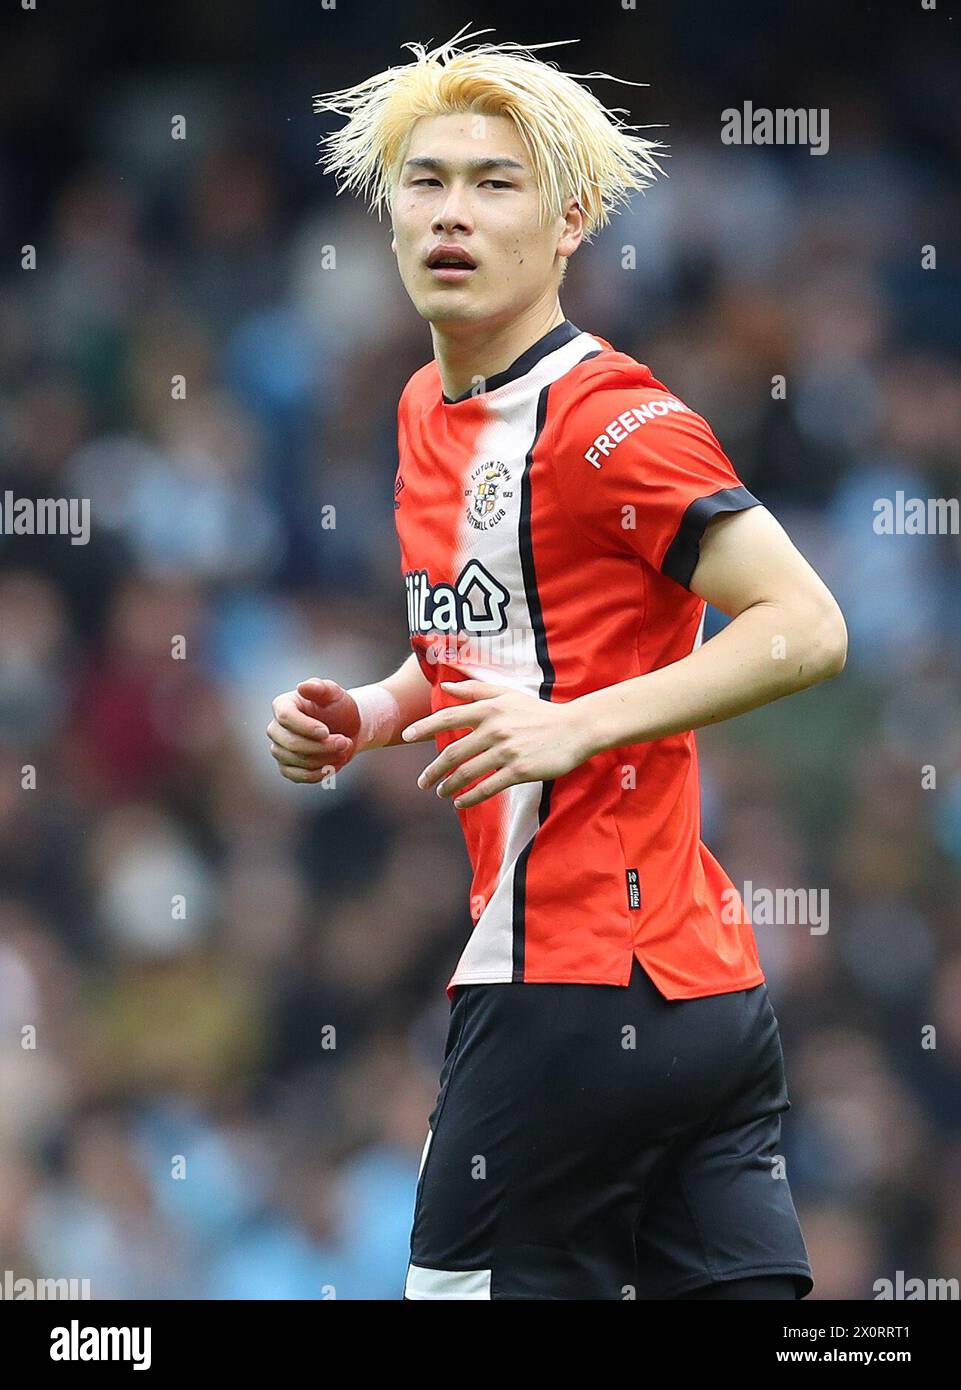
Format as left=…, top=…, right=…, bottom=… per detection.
left=405, top=560, right=510, bottom=636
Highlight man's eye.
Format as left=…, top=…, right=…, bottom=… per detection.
left=481, top=180, right=513, bottom=189
left=411, top=177, right=442, bottom=187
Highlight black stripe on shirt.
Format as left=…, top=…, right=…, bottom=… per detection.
left=443, top=319, right=583, bottom=404
left=511, top=347, right=604, bottom=981
left=662, top=485, right=762, bottom=589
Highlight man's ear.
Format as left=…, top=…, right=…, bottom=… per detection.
left=390, top=234, right=397, bottom=255
left=557, top=197, right=585, bottom=260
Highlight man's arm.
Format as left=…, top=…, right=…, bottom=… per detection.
left=571, top=503, right=848, bottom=754
left=268, top=652, right=432, bottom=783
left=368, top=652, right=435, bottom=747
left=403, top=505, right=847, bottom=808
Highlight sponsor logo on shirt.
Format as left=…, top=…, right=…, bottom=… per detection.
left=405, top=559, right=510, bottom=636
left=583, top=397, right=691, bottom=469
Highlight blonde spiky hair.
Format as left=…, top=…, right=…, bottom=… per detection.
left=313, top=24, right=667, bottom=241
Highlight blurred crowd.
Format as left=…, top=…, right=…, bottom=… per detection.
left=1, top=2, right=960, bottom=1299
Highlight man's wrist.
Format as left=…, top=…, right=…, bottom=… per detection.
left=565, top=694, right=607, bottom=763
left=567, top=678, right=657, bottom=759
left=347, top=683, right=402, bottom=750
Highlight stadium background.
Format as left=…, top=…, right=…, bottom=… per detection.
left=0, top=0, right=959, bottom=1299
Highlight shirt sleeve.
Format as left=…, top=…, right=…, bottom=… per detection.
left=547, top=385, right=762, bottom=589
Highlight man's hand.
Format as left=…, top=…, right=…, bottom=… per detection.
left=402, top=679, right=594, bottom=809
left=268, top=677, right=360, bottom=783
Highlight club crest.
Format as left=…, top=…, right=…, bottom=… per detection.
left=466, top=460, right=513, bottom=531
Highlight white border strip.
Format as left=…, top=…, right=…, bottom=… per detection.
left=404, top=1263, right=492, bottom=1300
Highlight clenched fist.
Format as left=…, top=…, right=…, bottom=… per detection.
left=267, top=677, right=361, bottom=783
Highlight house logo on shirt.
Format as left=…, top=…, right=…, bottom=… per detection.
left=405, top=560, right=510, bottom=636
left=465, top=460, right=513, bottom=531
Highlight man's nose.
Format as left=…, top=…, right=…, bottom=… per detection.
left=432, top=183, right=473, bottom=234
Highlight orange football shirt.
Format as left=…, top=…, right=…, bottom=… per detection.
left=394, top=319, right=764, bottom=1001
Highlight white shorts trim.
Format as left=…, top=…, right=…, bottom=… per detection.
left=404, top=1263, right=492, bottom=1300
left=417, top=1127, right=433, bottom=1180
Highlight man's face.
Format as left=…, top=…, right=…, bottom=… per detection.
left=390, top=112, right=580, bottom=329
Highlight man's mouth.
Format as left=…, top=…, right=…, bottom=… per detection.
left=425, top=245, right=477, bottom=280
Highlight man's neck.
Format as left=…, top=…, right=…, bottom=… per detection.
left=431, top=300, right=566, bottom=402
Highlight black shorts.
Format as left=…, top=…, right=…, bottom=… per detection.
left=405, top=957, right=814, bottom=1300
